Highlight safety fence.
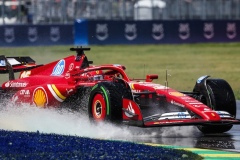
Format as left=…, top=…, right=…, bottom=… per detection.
left=1, top=0, right=240, bottom=25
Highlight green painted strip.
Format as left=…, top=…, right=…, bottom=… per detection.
left=144, top=143, right=240, bottom=160
left=100, top=86, right=110, bottom=115
left=91, top=84, right=98, bottom=91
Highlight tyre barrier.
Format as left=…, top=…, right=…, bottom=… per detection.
left=0, top=130, right=201, bottom=159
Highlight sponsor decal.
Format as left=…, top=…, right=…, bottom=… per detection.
left=64, top=72, right=70, bottom=79
left=0, top=60, right=5, bottom=66
left=159, top=112, right=190, bottom=120
left=204, top=108, right=210, bottom=111
left=180, top=96, right=192, bottom=100
left=226, top=23, right=237, bottom=39
left=170, top=100, right=185, bottom=107
left=20, top=71, right=31, bottom=78
left=66, top=88, right=73, bottom=95
left=125, top=102, right=135, bottom=118
left=169, top=92, right=185, bottom=97
left=185, top=100, right=201, bottom=103
left=96, top=24, right=108, bottom=41
left=28, top=27, right=38, bottom=42
left=178, top=112, right=186, bottom=118
left=153, top=85, right=168, bottom=90
left=68, top=63, right=74, bottom=71
left=152, top=23, right=164, bottom=40
left=125, top=24, right=137, bottom=40
left=5, top=81, right=28, bottom=88
left=75, top=55, right=81, bottom=61
left=33, top=87, right=48, bottom=107
left=52, top=59, right=65, bottom=76
left=193, top=104, right=201, bottom=107
left=136, top=82, right=166, bottom=89
left=50, top=27, right=60, bottom=42
left=20, top=89, right=30, bottom=97
left=179, top=23, right=190, bottom=40
left=189, top=102, right=202, bottom=105
left=203, top=23, right=214, bottom=39
left=47, top=84, right=66, bottom=102
left=4, top=27, right=15, bottom=43
left=131, top=90, right=142, bottom=93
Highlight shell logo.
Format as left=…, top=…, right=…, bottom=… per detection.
left=33, top=87, right=48, bottom=107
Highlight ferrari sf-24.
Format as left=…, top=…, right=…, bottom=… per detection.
left=0, top=47, right=239, bottom=134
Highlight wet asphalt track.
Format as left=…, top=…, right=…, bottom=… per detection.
left=123, top=101, right=240, bottom=153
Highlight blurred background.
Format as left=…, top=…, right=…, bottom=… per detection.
left=1, top=0, right=240, bottom=25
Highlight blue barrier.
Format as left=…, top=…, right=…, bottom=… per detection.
left=1, top=20, right=239, bottom=47
left=0, top=25, right=73, bottom=47
left=74, top=19, right=240, bottom=45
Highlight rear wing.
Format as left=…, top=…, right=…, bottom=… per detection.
left=0, top=55, right=42, bottom=80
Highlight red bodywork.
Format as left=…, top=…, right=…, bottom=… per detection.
left=0, top=48, right=240, bottom=129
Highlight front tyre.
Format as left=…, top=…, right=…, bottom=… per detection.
left=88, top=79, right=132, bottom=123
left=91, top=91, right=107, bottom=122
left=197, top=78, right=236, bottom=134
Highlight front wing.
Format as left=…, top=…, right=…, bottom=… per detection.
left=122, top=98, right=240, bottom=127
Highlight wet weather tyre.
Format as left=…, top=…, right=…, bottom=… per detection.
left=88, top=79, right=133, bottom=123
left=197, top=79, right=236, bottom=134
left=91, top=93, right=107, bottom=121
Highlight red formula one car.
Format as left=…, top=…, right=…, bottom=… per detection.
left=0, top=47, right=239, bottom=133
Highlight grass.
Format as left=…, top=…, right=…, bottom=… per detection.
left=1, top=43, right=240, bottom=99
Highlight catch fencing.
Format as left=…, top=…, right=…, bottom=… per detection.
left=1, top=0, right=240, bottom=25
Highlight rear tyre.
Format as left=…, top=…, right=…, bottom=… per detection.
left=197, top=79, right=236, bottom=134
left=88, top=78, right=132, bottom=123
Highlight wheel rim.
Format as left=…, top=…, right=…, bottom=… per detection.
left=92, top=93, right=106, bottom=121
